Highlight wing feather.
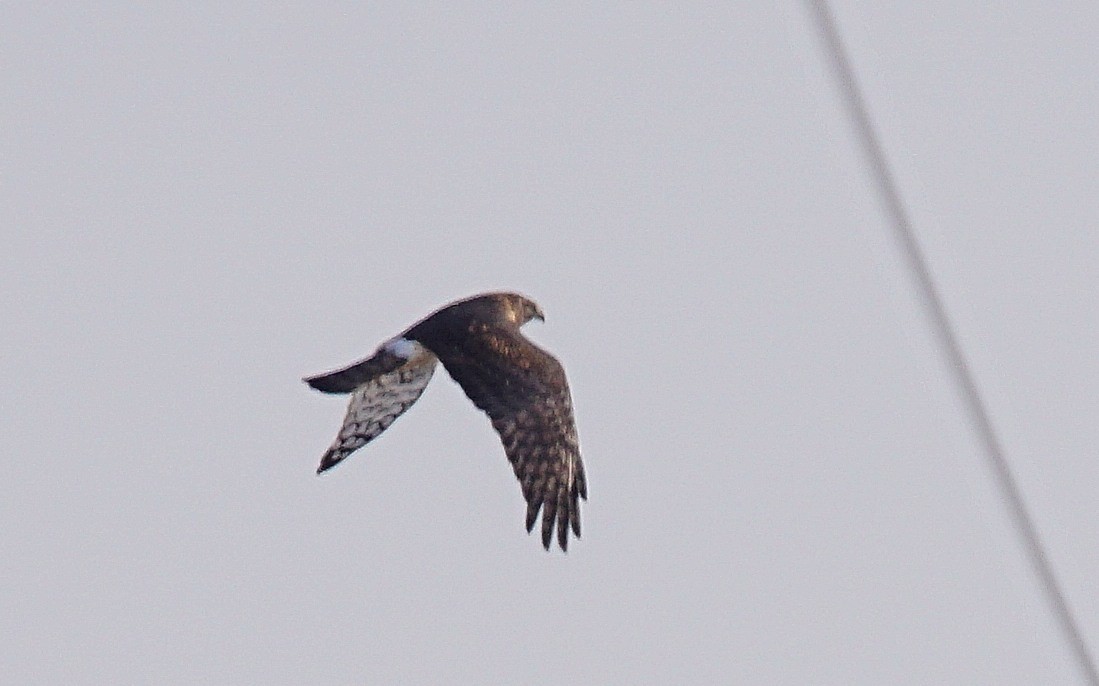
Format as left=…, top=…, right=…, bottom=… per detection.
left=434, top=325, right=587, bottom=551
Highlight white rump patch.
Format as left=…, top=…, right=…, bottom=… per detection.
left=383, top=336, right=418, bottom=360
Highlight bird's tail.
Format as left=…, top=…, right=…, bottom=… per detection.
left=304, top=342, right=414, bottom=393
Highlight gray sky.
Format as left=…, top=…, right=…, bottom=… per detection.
left=4, top=3, right=1097, bottom=684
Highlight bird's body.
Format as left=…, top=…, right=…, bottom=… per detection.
left=305, top=292, right=587, bottom=551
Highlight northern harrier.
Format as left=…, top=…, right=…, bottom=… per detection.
left=305, top=292, right=587, bottom=551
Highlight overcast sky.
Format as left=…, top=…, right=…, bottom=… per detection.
left=4, top=3, right=1097, bottom=684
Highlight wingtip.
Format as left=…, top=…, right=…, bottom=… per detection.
left=526, top=509, right=576, bottom=553
left=525, top=501, right=539, bottom=533
left=315, top=452, right=340, bottom=475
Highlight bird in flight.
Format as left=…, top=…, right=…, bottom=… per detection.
left=304, top=292, right=587, bottom=551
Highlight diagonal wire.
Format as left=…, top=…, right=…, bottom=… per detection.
left=804, top=2, right=1099, bottom=684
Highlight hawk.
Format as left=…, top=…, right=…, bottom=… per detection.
left=305, top=292, right=588, bottom=551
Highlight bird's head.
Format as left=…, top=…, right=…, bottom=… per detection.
left=500, top=292, right=544, bottom=327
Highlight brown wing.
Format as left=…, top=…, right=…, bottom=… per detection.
left=433, top=325, right=587, bottom=551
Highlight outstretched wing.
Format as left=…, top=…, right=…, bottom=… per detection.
left=306, top=338, right=438, bottom=473
left=435, top=325, right=587, bottom=551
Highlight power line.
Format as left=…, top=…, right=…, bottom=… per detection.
left=803, top=2, right=1099, bottom=683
